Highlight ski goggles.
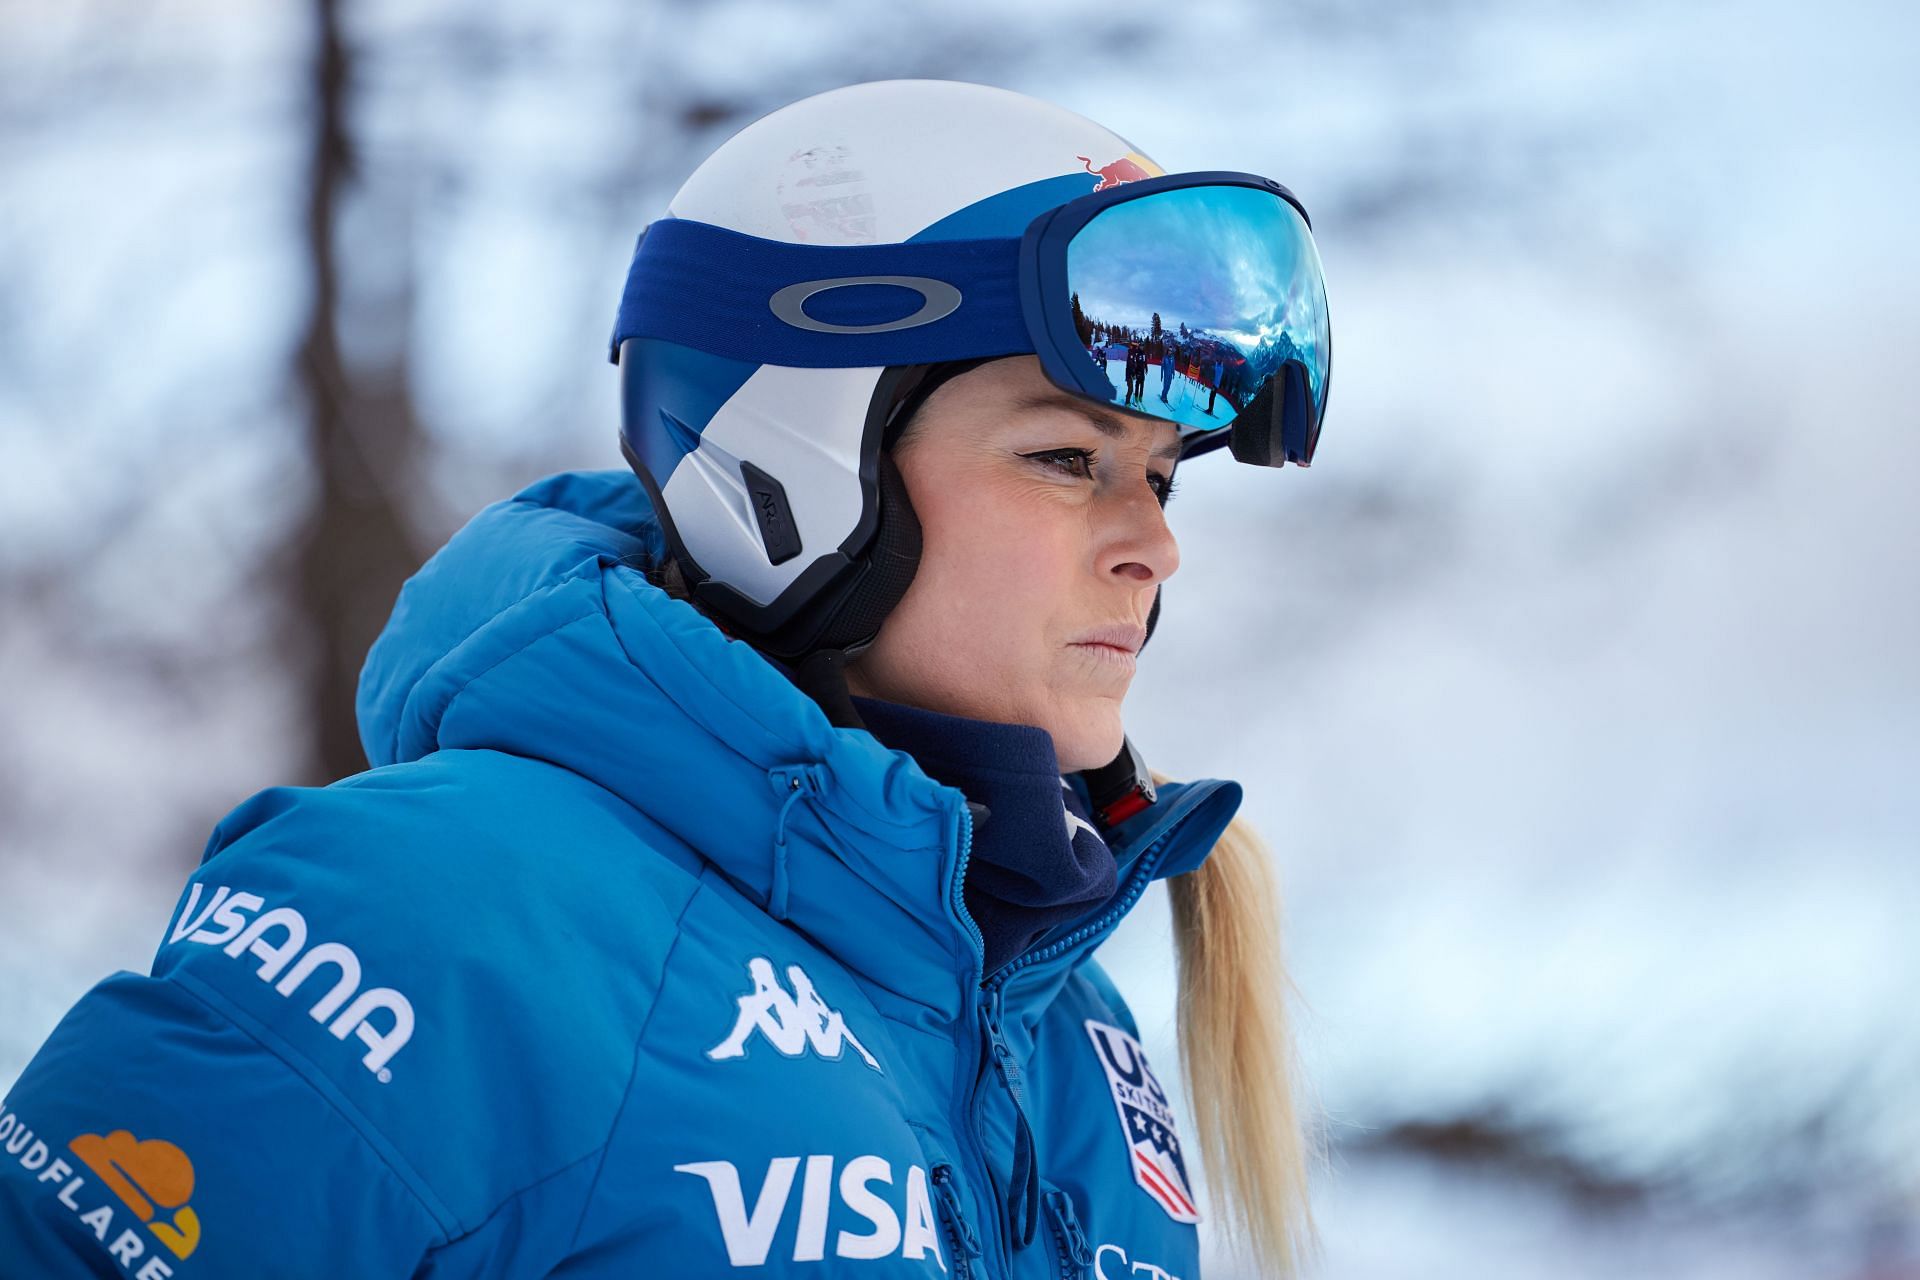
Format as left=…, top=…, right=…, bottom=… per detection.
left=610, top=170, right=1331, bottom=466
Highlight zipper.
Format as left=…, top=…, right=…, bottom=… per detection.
left=931, top=1162, right=983, bottom=1279
left=943, top=780, right=1223, bottom=1277
left=1042, top=1187, right=1095, bottom=1280
left=983, top=982, right=1040, bottom=1249
left=949, top=802, right=1012, bottom=1277
left=949, top=797, right=987, bottom=987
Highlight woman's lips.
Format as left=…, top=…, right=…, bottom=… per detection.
left=1069, top=641, right=1138, bottom=674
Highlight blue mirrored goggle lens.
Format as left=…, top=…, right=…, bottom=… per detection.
left=1063, top=184, right=1329, bottom=441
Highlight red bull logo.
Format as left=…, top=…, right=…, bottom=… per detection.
left=1076, top=152, right=1162, bottom=192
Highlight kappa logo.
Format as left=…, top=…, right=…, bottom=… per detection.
left=167, top=882, right=414, bottom=1082
left=1085, top=1021, right=1200, bottom=1224
left=674, top=1155, right=944, bottom=1268
left=708, top=957, right=881, bottom=1072
left=0, top=1106, right=199, bottom=1279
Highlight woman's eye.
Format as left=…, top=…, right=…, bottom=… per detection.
left=1024, top=449, right=1177, bottom=506
left=1025, top=448, right=1096, bottom=479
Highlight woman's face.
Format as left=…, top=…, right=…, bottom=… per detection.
left=844, top=356, right=1182, bottom=773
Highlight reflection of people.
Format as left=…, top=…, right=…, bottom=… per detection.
left=1125, top=341, right=1146, bottom=404
left=1206, top=356, right=1225, bottom=414
left=1159, top=341, right=1176, bottom=403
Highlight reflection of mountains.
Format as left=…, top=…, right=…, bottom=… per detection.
left=1245, top=329, right=1303, bottom=375
left=1155, top=324, right=1308, bottom=376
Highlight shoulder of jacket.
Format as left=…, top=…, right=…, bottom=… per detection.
left=196, top=747, right=702, bottom=927
left=154, top=748, right=703, bottom=1236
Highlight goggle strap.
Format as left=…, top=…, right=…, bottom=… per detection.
left=609, top=218, right=1027, bottom=367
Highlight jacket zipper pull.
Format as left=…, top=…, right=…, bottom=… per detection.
left=984, top=986, right=1042, bottom=1249
left=931, top=1163, right=982, bottom=1278
left=766, top=765, right=820, bottom=921
left=1043, top=1187, right=1095, bottom=1279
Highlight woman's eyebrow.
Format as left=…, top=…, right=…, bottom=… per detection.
left=1012, top=392, right=1182, bottom=460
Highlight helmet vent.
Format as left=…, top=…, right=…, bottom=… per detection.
left=740, top=460, right=803, bottom=566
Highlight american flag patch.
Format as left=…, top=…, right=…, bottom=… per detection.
left=1084, top=1020, right=1200, bottom=1223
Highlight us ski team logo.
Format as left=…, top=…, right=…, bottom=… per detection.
left=1085, top=1020, right=1200, bottom=1223
left=709, top=957, right=881, bottom=1072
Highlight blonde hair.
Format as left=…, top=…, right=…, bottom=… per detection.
left=1163, top=772, right=1322, bottom=1274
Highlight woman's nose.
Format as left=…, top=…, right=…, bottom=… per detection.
left=1104, top=485, right=1180, bottom=585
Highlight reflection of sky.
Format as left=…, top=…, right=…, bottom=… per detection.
left=1068, top=185, right=1330, bottom=397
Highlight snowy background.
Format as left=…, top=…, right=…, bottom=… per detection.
left=3, top=0, right=1916, bottom=1276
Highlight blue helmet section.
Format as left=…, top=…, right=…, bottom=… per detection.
left=618, top=338, right=761, bottom=481
left=907, top=173, right=1098, bottom=243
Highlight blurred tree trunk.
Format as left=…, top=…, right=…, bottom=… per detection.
left=290, top=0, right=425, bottom=785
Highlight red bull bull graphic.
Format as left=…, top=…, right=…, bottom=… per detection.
left=1076, top=151, right=1162, bottom=192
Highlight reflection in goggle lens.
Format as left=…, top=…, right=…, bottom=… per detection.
left=1065, top=185, right=1329, bottom=438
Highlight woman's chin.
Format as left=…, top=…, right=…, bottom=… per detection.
left=1047, top=706, right=1127, bottom=774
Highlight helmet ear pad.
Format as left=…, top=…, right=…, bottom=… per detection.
left=807, top=449, right=923, bottom=657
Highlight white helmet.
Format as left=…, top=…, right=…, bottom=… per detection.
left=610, top=79, right=1332, bottom=697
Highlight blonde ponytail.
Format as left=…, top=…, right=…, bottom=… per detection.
left=1163, top=776, right=1321, bottom=1274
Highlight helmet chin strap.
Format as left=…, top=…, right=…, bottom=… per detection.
left=795, top=648, right=867, bottom=731
left=1079, top=734, right=1158, bottom=830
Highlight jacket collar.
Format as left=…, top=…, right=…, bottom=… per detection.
left=356, top=469, right=1240, bottom=1026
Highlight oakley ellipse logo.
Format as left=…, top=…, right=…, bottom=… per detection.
left=768, top=276, right=962, bottom=334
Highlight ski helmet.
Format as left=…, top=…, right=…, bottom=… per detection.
left=610, top=80, right=1331, bottom=710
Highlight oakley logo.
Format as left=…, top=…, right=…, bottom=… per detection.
left=768, top=276, right=961, bottom=334
left=709, top=957, right=882, bottom=1071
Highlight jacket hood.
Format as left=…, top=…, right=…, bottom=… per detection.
left=355, top=469, right=1238, bottom=1021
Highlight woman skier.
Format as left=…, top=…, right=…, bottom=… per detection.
left=0, top=79, right=1332, bottom=1278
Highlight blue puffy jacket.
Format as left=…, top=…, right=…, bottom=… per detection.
left=0, top=469, right=1243, bottom=1278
